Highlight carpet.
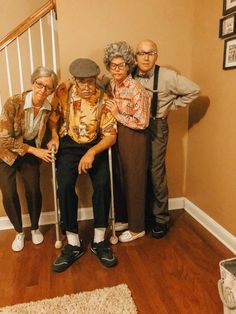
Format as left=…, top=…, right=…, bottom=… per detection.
left=0, top=284, right=137, bottom=314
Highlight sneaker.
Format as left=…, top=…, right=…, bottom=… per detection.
left=52, top=243, right=85, bottom=272
left=119, top=230, right=145, bottom=243
left=114, top=222, right=128, bottom=232
left=151, top=223, right=169, bottom=239
left=12, top=233, right=25, bottom=252
left=31, top=229, right=44, bottom=245
left=91, top=241, right=117, bottom=268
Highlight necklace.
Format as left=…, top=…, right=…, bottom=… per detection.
left=33, top=105, right=42, bottom=109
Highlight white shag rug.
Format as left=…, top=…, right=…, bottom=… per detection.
left=0, top=284, right=137, bottom=314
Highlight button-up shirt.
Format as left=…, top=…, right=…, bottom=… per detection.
left=135, top=66, right=200, bottom=118
left=110, top=74, right=150, bottom=130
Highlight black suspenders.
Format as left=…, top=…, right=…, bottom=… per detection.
left=151, top=64, right=160, bottom=118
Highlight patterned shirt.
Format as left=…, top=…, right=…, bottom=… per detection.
left=0, top=91, right=51, bottom=165
left=110, top=74, right=150, bottom=130
left=49, top=82, right=117, bottom=144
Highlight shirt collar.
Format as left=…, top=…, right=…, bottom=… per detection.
left=24, top=91, right=51, bottom=111
left=111, top=74, right=133, bottom=89
left=136, top=66, right=155, bottom=79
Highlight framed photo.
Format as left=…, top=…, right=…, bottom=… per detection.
left=223, top=36, right=236, bottom=69
left=219, top=13, right=236, bottom=38
left=223, top=0, right=236, bottom=15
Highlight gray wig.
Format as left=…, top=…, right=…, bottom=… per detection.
left=103, top=41, right=135, bottom=72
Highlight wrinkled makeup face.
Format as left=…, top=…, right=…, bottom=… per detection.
left=75, top=77, right=96, bottom=98
left=109, top=57, right=129, bottom=83
left=32, top=76, right=54, bottom=104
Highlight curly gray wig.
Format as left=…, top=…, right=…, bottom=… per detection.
left=103, top=41, right=135, bottom=72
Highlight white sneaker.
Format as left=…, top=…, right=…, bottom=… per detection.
left=119, top=230, right=145, bottom=243
left=31, top=229, right=44, bottom=245
left=114, top=222, right=128, bottom=232
left=12, top=233, right=25, bottom=252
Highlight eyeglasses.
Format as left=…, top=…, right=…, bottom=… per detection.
left=109, top=62, right=126, bottom=70
left=34, top=80, right=54, bottom=93
left=136, top=51, right=157, bottom=57
left=75, top=78, right=96, bottom=87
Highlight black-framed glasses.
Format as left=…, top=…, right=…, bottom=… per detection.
left=110, top=62, right=126, bottom=70
left=34, top=80, right=53, bottom=93
left=136, top=51, right=157, bottom=57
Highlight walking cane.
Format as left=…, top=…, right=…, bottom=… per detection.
left=108, top=147, right=118, bottom=245
left=51, top=145, right=62, bottom=249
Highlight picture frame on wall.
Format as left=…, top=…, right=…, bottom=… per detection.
left=223, top=0, right=236, bottom=16
left=223, top=36, right=236, bottom=69
left=219, top=13, right=236, bottom=38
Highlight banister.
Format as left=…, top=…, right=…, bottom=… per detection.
left=0, top=0, right=56, bottom=52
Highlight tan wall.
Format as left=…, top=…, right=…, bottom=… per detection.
left=55, top=0, right=196, bottom=197
left=186, top=1, right=236, bottom=236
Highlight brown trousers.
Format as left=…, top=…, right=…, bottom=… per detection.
left=114, top=124, right=149, bottom=233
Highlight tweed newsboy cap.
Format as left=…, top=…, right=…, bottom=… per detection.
left=69, top=58, right=100, bottom=78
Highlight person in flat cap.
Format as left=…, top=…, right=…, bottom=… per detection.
left=47, top=58, right=118, bottom=272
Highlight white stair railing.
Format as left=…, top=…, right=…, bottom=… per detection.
left=0, top=0, right=59, bottom=113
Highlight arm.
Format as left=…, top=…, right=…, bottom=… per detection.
left=169, top=72, right=200, bottom=110
left=78, top=134, right=116, bottom=174
left=46, top=82, right=69, bottom=152
left=0, top=97, right=29, bottom=155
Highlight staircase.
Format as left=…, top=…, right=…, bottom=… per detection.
left=0, top=0, right=59, bottom=112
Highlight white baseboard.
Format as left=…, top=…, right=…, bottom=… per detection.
left=0, top=207, right=93, bottom=231
left=0, top=197, right=235, bottom=255
left=184, top=198, right=236, bottom=255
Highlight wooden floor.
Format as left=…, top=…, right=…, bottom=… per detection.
left=0, top=209, right=232, bottom=313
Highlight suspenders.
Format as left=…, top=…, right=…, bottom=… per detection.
left=151, top=65, right=160, bottom=119
left=132, top=64, right=160, bottom=119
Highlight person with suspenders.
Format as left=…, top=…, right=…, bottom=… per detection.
left=47, top=58, right=118, bottom=272
left=133, top=39, right=200, bottom=238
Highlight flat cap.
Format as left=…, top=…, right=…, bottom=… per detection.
left=69, top=58, right=100, bottom=78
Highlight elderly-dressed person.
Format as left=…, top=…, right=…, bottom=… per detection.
left=104, top=41, right=151, bottom=242
left=0, top=66, right=58, bottom=252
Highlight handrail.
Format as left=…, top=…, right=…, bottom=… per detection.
left=0, top=0, right=56, bottom=52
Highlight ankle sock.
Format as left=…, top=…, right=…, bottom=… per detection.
left=94, top=228, right=106, bottom=243
left=66, top=231, right=80, bottom=246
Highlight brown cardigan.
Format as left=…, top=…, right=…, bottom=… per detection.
left=0, top=91, right=51, bottom=166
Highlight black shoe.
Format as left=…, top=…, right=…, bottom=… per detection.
left=91, top=241, right=118, bottom=268
left=52, top=243, right=85, bottom=272
left=151, top=223, right=169, bottom=239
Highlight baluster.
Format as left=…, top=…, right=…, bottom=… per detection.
left=4, top=47, right=12, bottom=97
left=39, top=18, right=45, bottom=67
left=28, top=28, right=34, bottom=74
left=16, top=37, right=24, bottom=93
left=50, top=10, right=57, bottom=73
left=0, top=95, right=2, bottom=115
